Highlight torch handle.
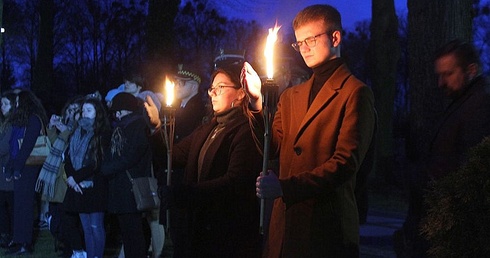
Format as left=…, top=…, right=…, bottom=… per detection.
left=259, top=105, right=272, bottom=235
left=163, top=108, right=176, bottom=233
left=259, top=82, right=278, bottom=236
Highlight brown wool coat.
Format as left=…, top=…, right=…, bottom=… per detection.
left=264, top=64, right=376, bottom=258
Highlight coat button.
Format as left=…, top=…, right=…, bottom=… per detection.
left=294, top=147, right=302, bottom=155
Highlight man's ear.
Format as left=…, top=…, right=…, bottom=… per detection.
left=331, top=30, right=342, bottom=47
left=189, top=80, right=199, bottom=92
left=467, top=63, right=479, bottom=79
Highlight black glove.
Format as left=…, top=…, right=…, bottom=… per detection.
left=158, top=185, right=174, bottom=210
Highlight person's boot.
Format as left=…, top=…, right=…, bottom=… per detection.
left=4, top=243, right=33, bottom=255
left=0, top=234, right=11, bottom=248
left=71, top=250, right=87, bottom=258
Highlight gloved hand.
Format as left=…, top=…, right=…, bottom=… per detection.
left=158, top=185, right=174, bottom=210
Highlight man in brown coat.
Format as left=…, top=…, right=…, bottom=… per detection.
left=242, top=4, right=376, bottom=258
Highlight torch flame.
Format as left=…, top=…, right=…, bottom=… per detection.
left=165, top=76, right=174, bottom=107
left=264, top=23, right=281, bottom=79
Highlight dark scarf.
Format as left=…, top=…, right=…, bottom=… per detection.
left=197, top=107, right=243, bottom=181
left=309, top=57, right=344, bottom=107
left=110, top=112, right=141, bottom=156
left=69, top=117, right=95, bottom=170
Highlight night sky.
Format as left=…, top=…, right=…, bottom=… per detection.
left=215, top=0, right=407, bottom=31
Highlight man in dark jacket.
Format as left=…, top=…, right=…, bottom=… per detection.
left=395, top=39, right=490, bottom=257
left=152, top=64, right=207, bottom=258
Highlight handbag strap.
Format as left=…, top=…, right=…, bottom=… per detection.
left=125, top=170, right=134, bottom=184
left=126, top=164, right=155, bottom=182
left=33, top=114, right=48, bottom=136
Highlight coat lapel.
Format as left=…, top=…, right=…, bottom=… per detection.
left=184, top=121, right=216, bottom=183
left=294, top=64, right=352, bottom=144
left=196, top=117, right=247, bottom=181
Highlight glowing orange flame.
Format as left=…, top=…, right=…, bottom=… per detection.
left=165, top=76, right=174, bottom=107
left=264, top=23, right=281, bottom=79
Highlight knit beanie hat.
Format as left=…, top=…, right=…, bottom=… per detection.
left=110, top=92, right=139, bottom=112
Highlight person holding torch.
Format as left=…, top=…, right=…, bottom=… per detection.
left=242, top=4, right=376, bottom=258
left=145, top=62, right=263, bottom=258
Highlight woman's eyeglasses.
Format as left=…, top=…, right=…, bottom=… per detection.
left=207, top=85, right=239, bottom=96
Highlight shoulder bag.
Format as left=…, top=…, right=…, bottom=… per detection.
left=18, top=117, right=52, bottom=166
left=126, top=166, right=160, bottom=211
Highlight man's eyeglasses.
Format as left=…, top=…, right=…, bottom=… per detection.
left=291, top=32, right=328, bottom=52
left=207, top=85, right=239, bottom=96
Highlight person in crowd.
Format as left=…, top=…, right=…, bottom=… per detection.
left=394, top=39, right=490, bottom=258
left=155, top=63, right=206, bottom=258
left=123, top=73, right=162, bottom=113
left=145, top=62, right=263, bottom=258
left=101, top=92, right=152, bottom=258
left=3, top=90, right=49, bottom=255
left=104, top=87, right=124, bottom=109
left=0, top=91, right=15, bottom=249
left=122, top=72, right=166, bottom=258
left=174, top=63, right=207, bottom=142
left=62, top=97, right=111, bottom=258
left=38, top=96, right=85, bottom=258
left=242, top=4, right=376, bottom=257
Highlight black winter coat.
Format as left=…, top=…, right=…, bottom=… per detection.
left=63, top=131, right=109, bottom=213
left=101, top=113, right=152, bottom=214
left=171, top=108, right=263, bottom=258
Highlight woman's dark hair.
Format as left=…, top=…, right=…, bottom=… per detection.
left=61, top=95, right=84, bottom=125
left=10, top=90, right=47, bottom=127
left=210, top=63, right=252, bottom=117
left=0, top=90, right=18, bottom=133
left=81, top=97, right=111, bottom=167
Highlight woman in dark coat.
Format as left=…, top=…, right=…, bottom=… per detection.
left=4, top=90, right=48, bottom=255
left=62, top=97, right=111, bottom=258
left=101, top=92, right=152, bottom=258
left=145, top=63, right=263, bottom=258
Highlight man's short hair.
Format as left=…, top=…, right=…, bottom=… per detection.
left=434, top=39, right=481, bottom=71
left=124, top=73, right=145, bottom=88
left=293, top=4, right=342, bottom=33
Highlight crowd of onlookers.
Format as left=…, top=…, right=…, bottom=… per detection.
left=0, top=67, right=177, bottom=257
left=0, top=52, right=297, bottom=257
left=6, top=3, right=485, bottom=258
left=0, top=86, right=128, bottom=257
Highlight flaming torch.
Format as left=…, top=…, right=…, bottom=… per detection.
left=163, top=76, right=176, bottom=230
left=260, top=23, right=281, bottom=235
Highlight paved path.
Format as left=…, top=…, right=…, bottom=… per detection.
left=360, top=210, right=405, bottom=258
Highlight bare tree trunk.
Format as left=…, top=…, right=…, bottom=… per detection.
left=0, top=0, right=3, bottom=48
left=369, top=0, right=400, bottom=183
left=407, top=0, right=473, bottom=162
left=33, top=0, right=54, bottom=104
left=145, top=0, right=180, bottom=91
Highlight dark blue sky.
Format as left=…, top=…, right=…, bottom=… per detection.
left=216, top=0, right=407, bottom=31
